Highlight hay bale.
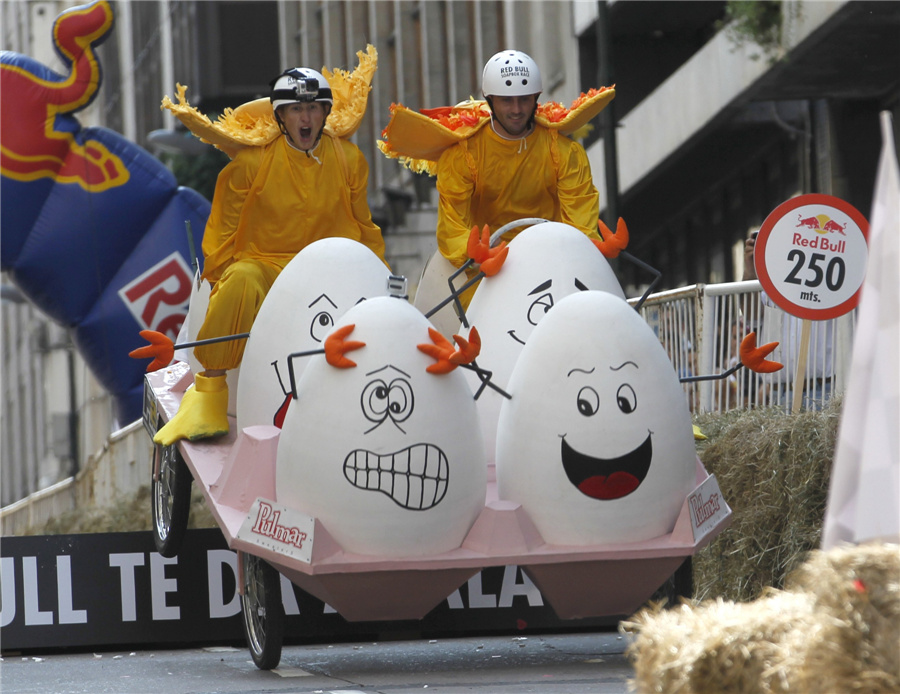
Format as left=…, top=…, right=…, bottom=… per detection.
left=692, top=398, right=842, bottom=602
left=626, top=592, right=825, bottom=694
left=786, top=544, right=900, bottom=693
left=625, top=543, right=900, bottom=694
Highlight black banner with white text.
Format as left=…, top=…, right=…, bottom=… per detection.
left=1, top=530, right=617, bottom=651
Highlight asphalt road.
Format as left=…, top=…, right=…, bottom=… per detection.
left=1, top=631, right=637, bottom=694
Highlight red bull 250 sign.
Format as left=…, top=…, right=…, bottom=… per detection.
left=755, top=194, right=869, bottom=320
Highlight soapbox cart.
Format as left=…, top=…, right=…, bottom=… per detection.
left=141, top=359, right=731, bottom=670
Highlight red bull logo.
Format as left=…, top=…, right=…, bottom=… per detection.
left=0, top=1, right=129, bottom=191
left=119, top=253, right=194, bottom=339
left=796, top=213, right=847, bottom=235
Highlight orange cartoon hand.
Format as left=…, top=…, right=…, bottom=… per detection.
left=418, top=327, right=481, bottom=374
left=466, top=224, right=509, bottom=275
left=740, top=332, right=783, bottom=374
left=325, top=324, right=365, bottom=368
left=593, top=217, right=629, bottom=259
left=128, top=330, right=175, bottom=372
left=418, top=329, right=456, bottom=374
left=467, top=224, right=491, bottom=263
left=479, top=244, right=508, bottom=276
left=449, top=326, right=481, bottom=365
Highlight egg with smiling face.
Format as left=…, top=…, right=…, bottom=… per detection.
left=236, top=238, right=391, bottom=431
left=463, top=222, right=625, bottom=465
left=495, top=291, right=696, bottom=545
left=275, top=296, right=487, bottom=557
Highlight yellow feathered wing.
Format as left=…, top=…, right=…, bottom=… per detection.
left=160, top=45, right=378, bottom=159
left=534, top=86, right=616, bottom=134
left=378, top=86, right=615, bottom=175
left=377, top=100, right=492, bottom=175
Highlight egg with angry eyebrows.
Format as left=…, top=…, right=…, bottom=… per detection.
left=496, top=291, right=696, bottom=545
left=275, top=296, right=487, bottom=557
left=236, top=238, right=390, bottom=431
left=463, top=222, right=625, bottom=466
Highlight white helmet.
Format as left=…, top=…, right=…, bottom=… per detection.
left=270, top=68, right=333, bottom=110
left=482, top=50, right=542, bottom=97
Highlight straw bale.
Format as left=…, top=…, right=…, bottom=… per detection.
left=625, top=591, right=823, bottom=694
left=625, top=543, right=900, bottom=694
left=691, top=399, right=842, bottom=602
left=786, top=543, right=900, bottom=693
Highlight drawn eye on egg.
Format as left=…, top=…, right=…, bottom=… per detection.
left=616, top=384, right=637, bottom=414
left=360, top=369, right=415, bottom=433
left=576, top=386, right=599, bottom=416
left=526, top=282, right=554, bottom=327
left=310, top=311, right=334, bottom=341
left=309, top=294, right=338, bottom=342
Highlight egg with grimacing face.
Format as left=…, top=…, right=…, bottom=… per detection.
left=275, top=296, right=487, bottom=557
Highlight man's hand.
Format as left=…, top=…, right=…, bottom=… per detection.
left=743, top=232, right=758, bottom=281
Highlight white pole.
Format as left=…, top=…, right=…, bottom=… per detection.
left=118, top=0, right=136, bottom=143
left=158, top=0, right=174, bottom=131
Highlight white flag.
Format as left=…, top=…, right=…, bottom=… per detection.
left=821, top=111, right=900, bottom=549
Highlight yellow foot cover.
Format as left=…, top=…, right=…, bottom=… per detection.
left=153, top=374, right=229, bottom=446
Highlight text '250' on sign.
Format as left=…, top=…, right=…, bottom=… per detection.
left=755, top=194, right=869, bottom=320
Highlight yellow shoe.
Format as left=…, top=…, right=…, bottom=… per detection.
left=693, top=424, right=707, bottom=441
left=153, top=373, right=229, bottom=446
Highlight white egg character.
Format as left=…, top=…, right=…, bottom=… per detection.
left=496, top=290, right=696, bottom=545
left=463, top=222, right=626, bottom=465
left=275, top=296, right=487, bottom=557
left=236, top=238, right=391, bottom=431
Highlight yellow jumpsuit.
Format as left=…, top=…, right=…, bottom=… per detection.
left=435, top=123, right=600, bottom=269
left=196, top=133, right=385, bottom=370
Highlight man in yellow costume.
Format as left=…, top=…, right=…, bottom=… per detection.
left=436, top=50, right=601, bottom=272
left=153, top=66, right=385, bottom=446
left=378, top=49, right=616, bottom=312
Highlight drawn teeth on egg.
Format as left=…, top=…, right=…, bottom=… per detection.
left=343, top=444, right=449, bottom=510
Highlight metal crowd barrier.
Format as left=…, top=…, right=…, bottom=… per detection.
left=632, top=280, right=856, bottom=414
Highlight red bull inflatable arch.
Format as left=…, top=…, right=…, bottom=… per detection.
left=1, top=0, right=209, bottom=423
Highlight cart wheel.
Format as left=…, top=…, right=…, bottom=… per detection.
left=150, top=441, right=191, bottom=558
left=241, top=552, right=284, bottom=670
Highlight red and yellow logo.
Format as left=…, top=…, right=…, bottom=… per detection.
left=0, top=1, right=129, bottom=191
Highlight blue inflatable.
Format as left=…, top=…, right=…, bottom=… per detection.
left=1, top=1, right=209, bottom=423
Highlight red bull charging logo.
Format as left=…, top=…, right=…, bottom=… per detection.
left=794, top=212, right=848, bottom=254
left=0, top=1, right=129, bottom=191
left=796, top=213, right=847, bottom=235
